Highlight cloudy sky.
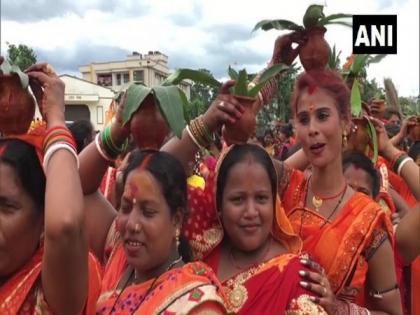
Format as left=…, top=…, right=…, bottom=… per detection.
left=1, top=0, right=418, bottom=96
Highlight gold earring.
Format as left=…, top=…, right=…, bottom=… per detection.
left=343, top=130, right=348, bottom=148
left=175, top=229, right=180, bottom=248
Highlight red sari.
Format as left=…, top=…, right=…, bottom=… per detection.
left=205, top=248, right=326, bottom=314
left=282, top=169, right=394, bottom=305
left=183, top=150, right=326, bottom=314
left=0, top=247, right=102, bottom=315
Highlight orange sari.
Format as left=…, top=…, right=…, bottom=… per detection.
left=377, top=156, right=417, bottom=208
left=96, top=240, right=226, bottom=314
left=282, top=170, right=394, bottom=305
left=0, top=247, right=102, bottom=315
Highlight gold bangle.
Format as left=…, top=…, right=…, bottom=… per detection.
left=190, top=118, right=209, bottom=148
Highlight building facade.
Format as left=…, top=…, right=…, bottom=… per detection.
left=59, top=75, right=115, bottom=131
left=79, top=51, right=190, bottom=98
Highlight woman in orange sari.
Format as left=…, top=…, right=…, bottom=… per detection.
left=80, top=147, right=227, bottom=313
left=0, top=61, right=101, bottom=314
left=181, top=144, right=327, bottom=314
left=278, top=69, right=403, bottom=314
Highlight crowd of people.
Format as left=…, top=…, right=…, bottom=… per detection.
left=0, top=31, right=419, bottom=315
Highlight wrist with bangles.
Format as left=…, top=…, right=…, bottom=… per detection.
left=43, top=126, right=79, bottom=170
left=186, top=115, right=214, bottom=149
left=389, top=150, right=413, bottom=175
left=95, top=125, right=129, bottom=162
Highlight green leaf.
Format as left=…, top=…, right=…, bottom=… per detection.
left=234, top=69, right=248, bottom=96
left=259, top=64, right=289, bottom=83
left=366, top=119, right=378, bottom=164
left=153, top=85, right=187, bottom=138
left=253, top=19, right=304, bottom=32
left=351, top=79, right=362, bottom=117
left=0, top=59, right=29, bottom=89
left=162, top=68, right=221, bottom=89
left=351, top=54, right=369, bottom=75
left=228, top=66, right=239, bottom=80
left=248, top=64, right=289, bottom=97
left=328, top=45, right=342, bottom=70
left=319, top=13, right=352, bottom=25
left=122, top=84, right=152, bottom=124
left=303, top=4, right=325, bottom=28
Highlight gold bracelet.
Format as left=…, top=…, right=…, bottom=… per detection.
left=190, top=117, right=211, bottom=148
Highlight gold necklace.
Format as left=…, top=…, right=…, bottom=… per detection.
left=225, top=239, right=272, bottom=313
left=309, top=176, right=347, bottom=211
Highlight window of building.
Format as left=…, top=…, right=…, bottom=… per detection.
left=123, top=73, right=130, bottom=83
left=133, top=70, right=144, bottom=82
left=116, top=73, right=122, bottom=86
left=97, top=74, right=112, bottom=87
left=154, top=73, right=167, bottom=84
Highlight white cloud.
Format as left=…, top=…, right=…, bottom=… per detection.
left=1, top=0, right=418, bottom=96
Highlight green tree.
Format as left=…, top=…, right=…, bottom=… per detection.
left=361, top=78, right=385, bottom=102
left=6, top=43, right=37, bottom=71
left=399, top=96, right=420, bottom=117
left=185, top=69, right=219, bottom=121
left=256, top=64, right=300, bottom=134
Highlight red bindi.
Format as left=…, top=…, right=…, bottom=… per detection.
left=308, top=85, right=317, bottom=95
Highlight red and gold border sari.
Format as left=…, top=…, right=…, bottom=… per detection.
left=205, top=248, right=326, bottom=314
left=0, top=247, right=102, bottom=315
left=183, top=145, right=325, bottom=314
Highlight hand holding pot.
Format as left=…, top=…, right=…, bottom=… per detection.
left=271, top=32, right=305, bottom=66
left=202, top=80, right=245, bottom=133
left=26, top=63, right=65, bottom=128
left=370, top=116, right=399, bottom=159
left=111, top=92, right=131, bottom=145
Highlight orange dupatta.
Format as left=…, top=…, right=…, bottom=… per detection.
left=0, top=249, right=43, bottom=314
left=0, top=248, right=102, bottom=315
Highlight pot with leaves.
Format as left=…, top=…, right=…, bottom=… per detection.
left=121, top=82, right=187, bottom=150
left=0, top=58, right=35, bottom=135
left=164, top=64, right=288, bottom=144
left=342, top=54, right=386, bottom=101
left=345, top=67, right=382, bottom=164
left=253, top=4, right=351, bottom=71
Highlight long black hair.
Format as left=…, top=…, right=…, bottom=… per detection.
left=0, top=139, right=46, bottom=213
left=123, top=149, right=192, bottom=262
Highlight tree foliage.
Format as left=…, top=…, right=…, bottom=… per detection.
left=184, top=69, right=219, bottom=122
left=6, top=43, right=37, bottom=71
left=256, top=64, right=300, bottom=135
left=361, top=78, right=385, bottom=102
left=399, top=96, right=420, bottom=117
